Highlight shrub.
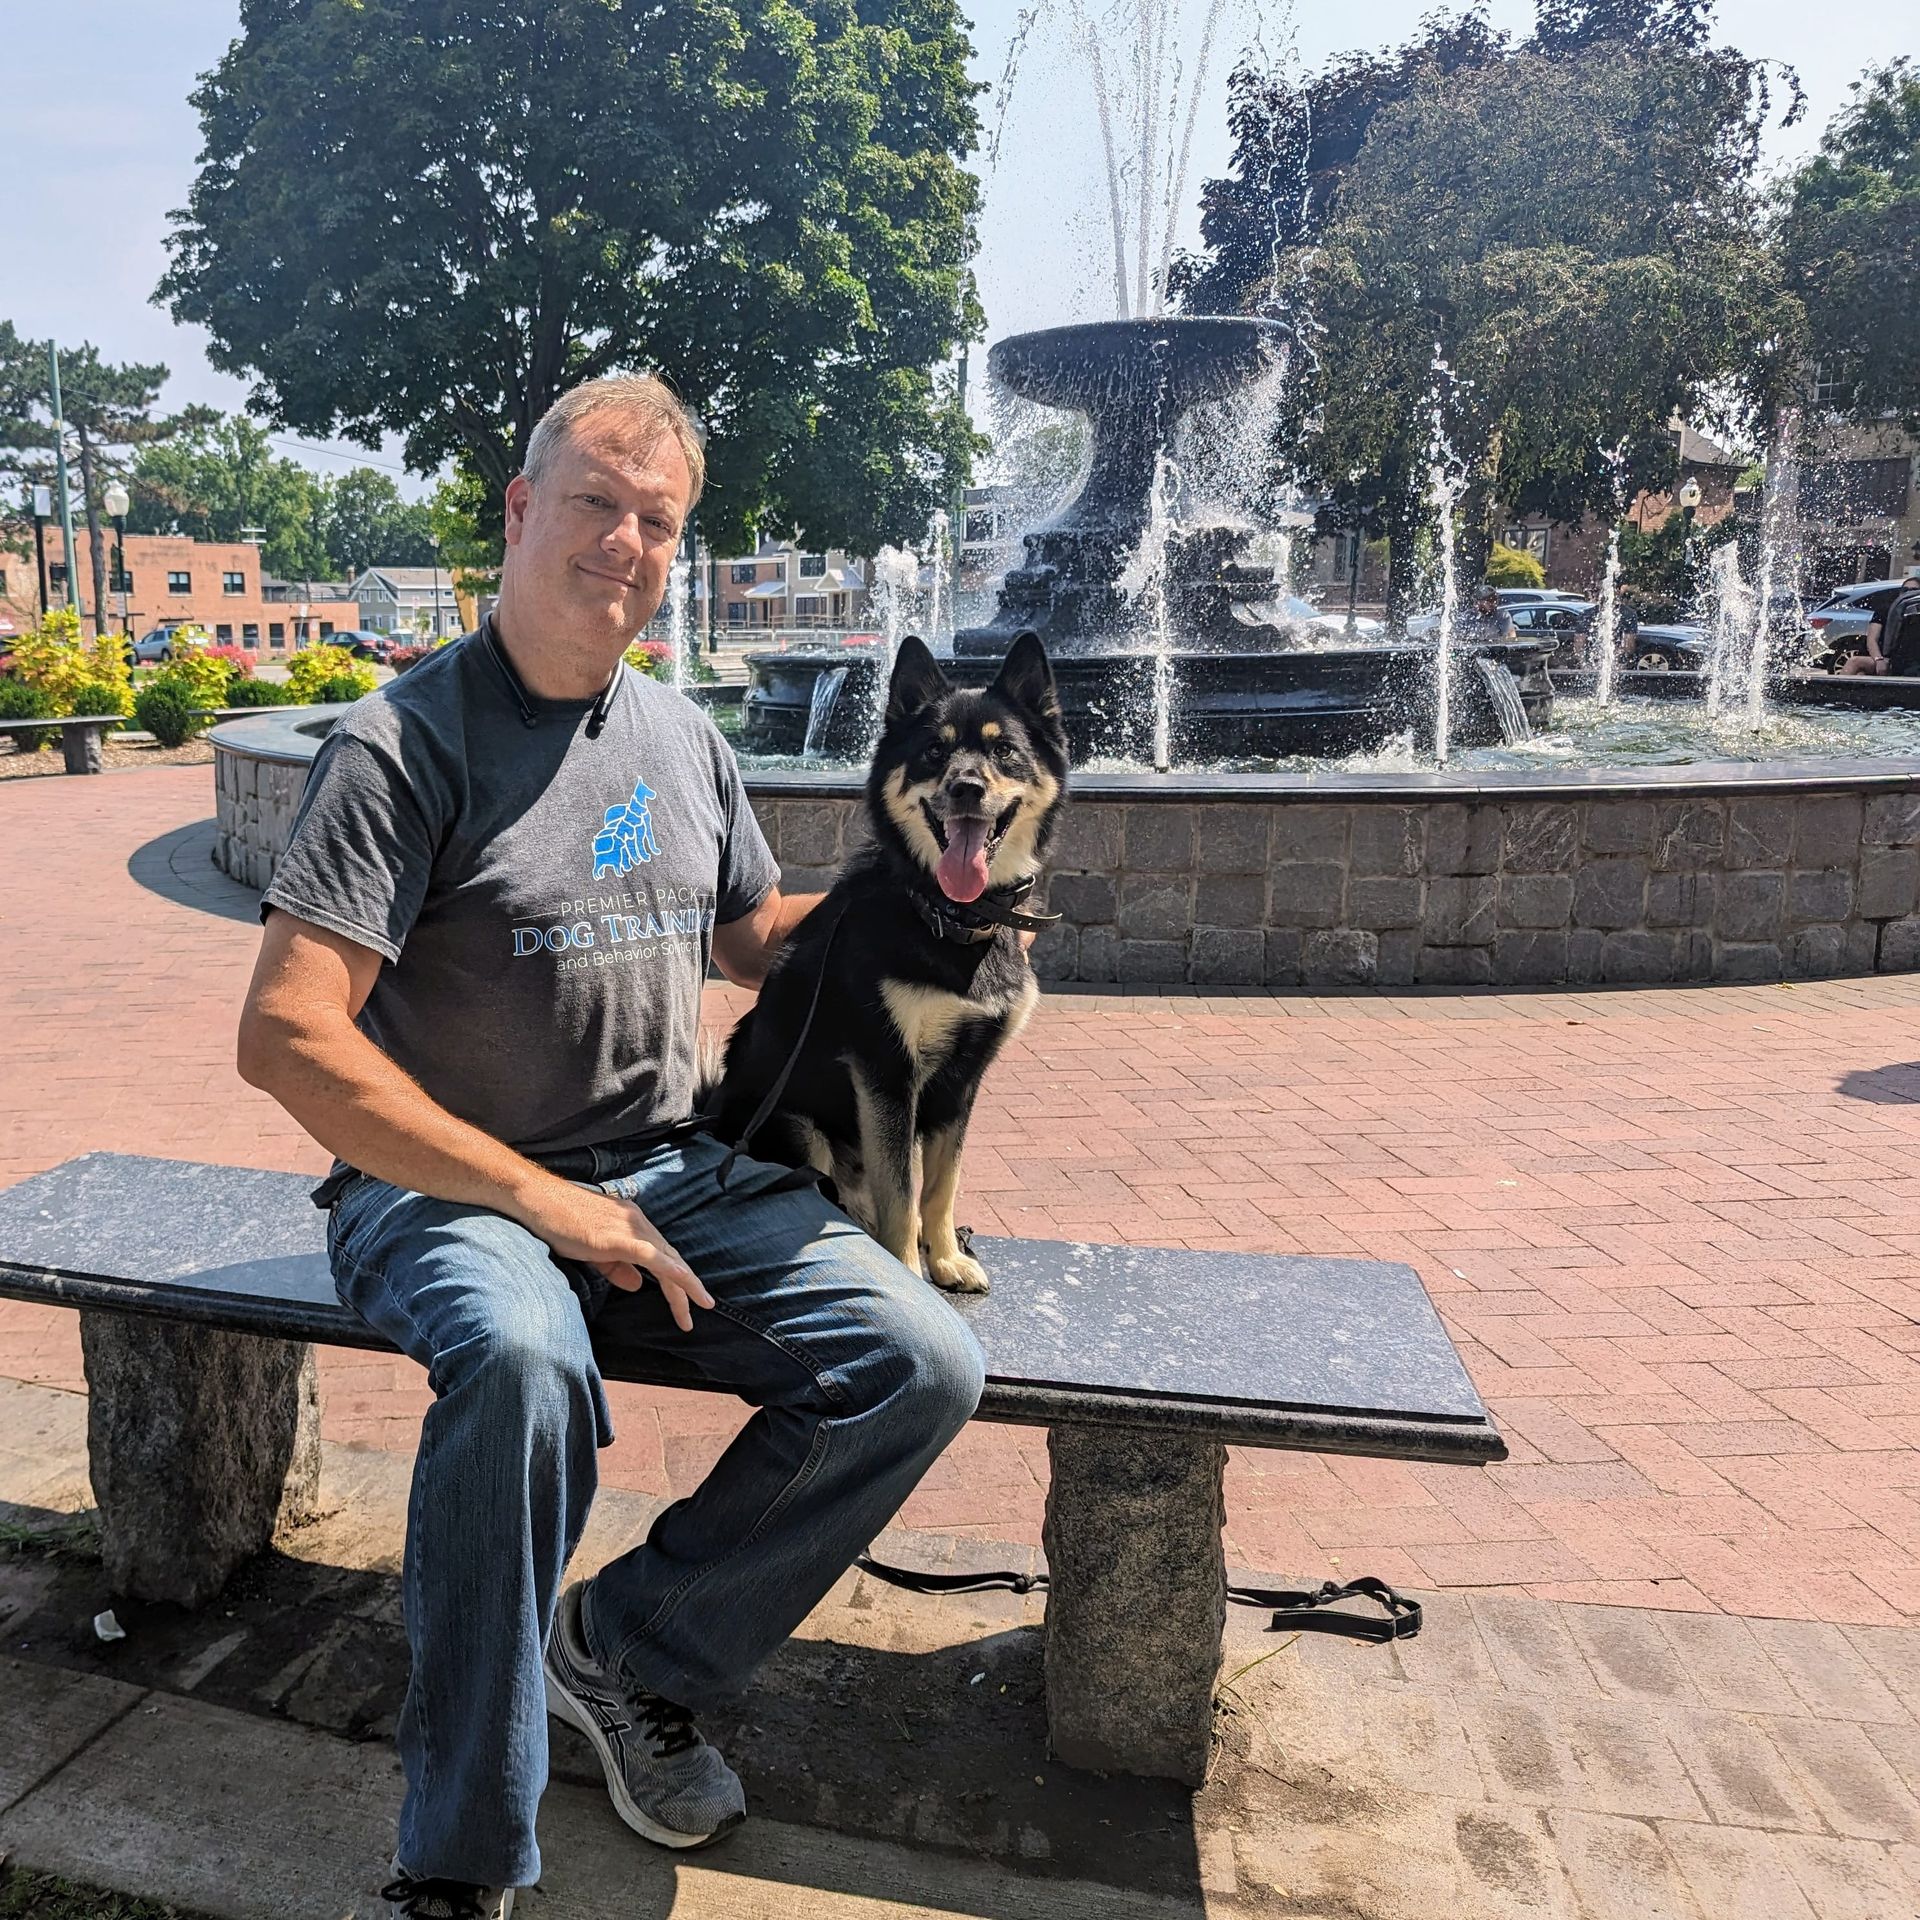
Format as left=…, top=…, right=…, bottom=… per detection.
left=387, top=645, right=430, bottom=673
left=61, top=679, right=132, bottom=725
left=221, top=677, right=289, bottom=708
left=207, top=644, right=257, bottom=678
left=1485, top=541, right=1547, bottom=589
left=134, top=684, right=198, bottom=749
left=285, top=644, right=375, bottom=703
left=10, top=607, right=134, bottom=715
left=0, top=676, right=56, bottom=751
left=151, top=636, right=234, bottom=712
left=624, top=638, right=672, bottom=679
left=314, top=671, right=375, bottom=704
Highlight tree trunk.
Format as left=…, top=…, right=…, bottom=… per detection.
left=75, top=430, right=109, bottom=640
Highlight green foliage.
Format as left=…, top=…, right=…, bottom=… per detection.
left=0, top=676, right=56, bottom=751
left=429, top=463, right=502, bottom=590
left=127, top=415, right=331, bottom=581
left=321, top=467, right=437, bottom=575
left=134, top=683, right=199, bottom=748
left=0, top=1862, right=211, bottom=1918
left=287, top=644, right=376, bottom=704
left=159, top=0, right=984, bottom=556
left=9, top=608, right=134, bottom=715
left=1778, top=60, right=1920, bottom=430
left=1617, top=511, right=1736, bottom=604
left=150, top=637, right=232, bottom=713
left=222, top=675, right=289, bottom=708
left=1485, top=542, right=1547, bottom=588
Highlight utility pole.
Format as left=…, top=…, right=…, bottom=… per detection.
left=47, top=343, right=80, bottom=616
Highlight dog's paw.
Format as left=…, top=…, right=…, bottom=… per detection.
left=925, top=1249, right=990, bottom=1294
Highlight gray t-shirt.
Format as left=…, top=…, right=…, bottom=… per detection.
left=262, top=630, right=778, bottom=1154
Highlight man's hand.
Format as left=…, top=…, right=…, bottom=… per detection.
left=515, top=1180, right=713, bottom=1332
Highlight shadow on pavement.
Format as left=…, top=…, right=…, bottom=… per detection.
left=126, top=819, right=260, bottom=926
left=1836, top=1062, right=1920, bottom=1103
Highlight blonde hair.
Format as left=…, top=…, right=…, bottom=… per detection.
left=523, top=374, right=706, bottom=507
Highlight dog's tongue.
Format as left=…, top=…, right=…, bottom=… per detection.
left=937, top=817, right=992, bottom=902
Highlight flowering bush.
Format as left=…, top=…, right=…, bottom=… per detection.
left=624, top=638, right=672, bottom=679
left=9, top=609, right=134, bottom=717
left=150, top=633, right=234, bottom=714
left=286, top=644, right=377, bottom=704
left=387, top=645, right=431, bottom=673
left=206, top=645, right=257, bottom=679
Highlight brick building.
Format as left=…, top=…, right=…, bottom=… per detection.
left=0, top=530, right=358, bottom=650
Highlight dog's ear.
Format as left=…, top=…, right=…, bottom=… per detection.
left=988, top=631, right=1061, bottom=727
left=886, top=634, right=948, bottom=729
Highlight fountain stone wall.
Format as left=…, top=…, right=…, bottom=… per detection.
left=211, top=714, right=1920, bottom=988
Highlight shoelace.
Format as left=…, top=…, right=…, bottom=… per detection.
left=635, top=1691, right=701, bottom=1758
left=379, top=1875, right=490, bottom=1918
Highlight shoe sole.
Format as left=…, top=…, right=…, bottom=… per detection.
left=544, top=1666, right=745, bottom=1853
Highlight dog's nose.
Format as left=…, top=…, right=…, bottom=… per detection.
left=945, top=773, right=987, bottom=812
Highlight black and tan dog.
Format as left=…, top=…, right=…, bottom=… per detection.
left=709, top=631, right=1068, bottom=1292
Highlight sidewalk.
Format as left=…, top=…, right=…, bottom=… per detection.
left=7, top=769, right=1920, bottom=1617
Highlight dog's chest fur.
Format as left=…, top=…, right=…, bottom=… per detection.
left=880, top=973, right=1039, bottom=1082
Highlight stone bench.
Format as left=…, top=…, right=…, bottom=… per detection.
left=0, top=1152, right=1505, bottom=1785
left=0, top=705, right=305, bottom=774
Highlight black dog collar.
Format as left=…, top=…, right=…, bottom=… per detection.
left=908, top=875, right=1061, bottom=946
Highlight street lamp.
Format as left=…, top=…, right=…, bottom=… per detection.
left=428, top=530, right=444, bottom=638
left=103, top=482, right=130, bottom=638
left=1677, top=475, right=1703, bottom=575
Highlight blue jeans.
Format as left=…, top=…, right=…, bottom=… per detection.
left=327, top=1130, right=986, bottom=1888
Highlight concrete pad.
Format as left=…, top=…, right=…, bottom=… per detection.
left=0, top=1655, right=144, bottom=1813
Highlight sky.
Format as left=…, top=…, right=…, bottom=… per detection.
left=10, top=0, right=1903, bottom=492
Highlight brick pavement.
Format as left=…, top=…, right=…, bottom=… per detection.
left=6, top=769, right=1920, bottom=1621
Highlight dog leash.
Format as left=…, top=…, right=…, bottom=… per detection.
left=852, top=1555, right=1422, bottom=1641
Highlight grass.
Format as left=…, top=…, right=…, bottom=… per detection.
left=0, top=1867, right=213, bottom=1920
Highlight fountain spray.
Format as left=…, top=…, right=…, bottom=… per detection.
left=665, top=553, right=691, bottom=694
left=1591, top=442, right=1628, bottom=708
left=1117, top=451, right=1183, bottom=771
left=1748, top=410, right=1801, bottom=732
left=1426, top=353, right=1465, bottom=768
left=870, top=544, right=922, bottom=734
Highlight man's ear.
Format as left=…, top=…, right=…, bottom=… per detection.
left=988, top=631, right=1061, bottom=726
left=886, top=635, right=949, bottom=728
left=503, top=474, right=531, bottom=548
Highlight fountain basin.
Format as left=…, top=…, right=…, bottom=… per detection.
left=212, top=709, right=1920, bottom=990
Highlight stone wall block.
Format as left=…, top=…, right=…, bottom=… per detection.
left=1792, top=794, right=1865, bottom=868
left=1375, top=929, right=1420, bottom=987
left=1502, top=803, right=1579, bottom=873
left=1050, top=872, right=1117, bottom=926
left=1115, top=940, right=1187, bottom=984
left=1716, top=870, right=1784, bottom=942
left=1499, top=874, right=1573, bottom=930
left=1270, top=804, right=1350, bottom=864
left=1302, top=929, right=1378, bottom=988
left=1788, top=868, right=1853, bottom=927
left=1863, top=792, right=1920, bottom=846
left=1053, top=805, right=1122, bottom=872
left=1878, top=917, right=1920, bottom=972
left=778, top=802, right=845, bottom=866
left=1647, top=871, right=1715, bottom=929
left=1716, top=941, right=1785, bottom=983
left=1600, top=930, right=1682, bottom=984
left=1347, top=875, right=1423, bottom=930
left=1653, top=800, right=1727, bottom=871
left=1190, top=928, right=1266, bottom=986
left=1118, top=875, right=1193, bottom=941
left=1727, top=798, right=1796, bottom=869
left=1567, top=928, right=1604, bottom=983
left=1416, top=944, right=1492, bottom=986
left=1858, top=848, right=1919, bottom=921
left=1194, top=873, right=1267, bottom=930
left=1263, top=929, right=1304, bottom=987
left=1583, top=800, right=1655, bottom=856
left=1077, top=927, right=1119, bottom=983
left=1844, top=922, right=1878, bottom=973
left=1493, top=931, right=1568, bottom=984
left=750, top=798, right=781, bottom=858
left=1423, top=874, right=1497, bottom=947
left=1572, top=859, right=1648, bottom=930
left=1427, top=804, right=1499, bottom=876
left=1193, top=807, right=1272, bottom=873
left=1267, top=862, right=1346, bottom=929
left=1349, top=806, right=1425, bottom=877
left=777, top=863, right=839, bottom=895
left=1123, top=806, right=1196, bottom=872
left=1790, top=925, right=1846, bottom=977
left=1030, top=924, right=1079, bottom=981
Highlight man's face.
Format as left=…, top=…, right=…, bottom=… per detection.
left=501, top=416, right=693, bottom=645
left=1475, top=592, right=1497, bottom=614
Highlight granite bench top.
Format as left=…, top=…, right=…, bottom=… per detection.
left=0, top=1153, right=1504, bottom=1464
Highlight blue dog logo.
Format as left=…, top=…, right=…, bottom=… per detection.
left=592, top=776, right=660, bottom=877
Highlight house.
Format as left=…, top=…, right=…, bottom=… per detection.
left=1792, top=401, right=1919, bottom=593
left=704, top=540, right=867, bottom=631
left=347, top=565, right=461, bottom=638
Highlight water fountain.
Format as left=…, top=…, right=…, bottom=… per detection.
left=742, top=315, right=1555, bottom=761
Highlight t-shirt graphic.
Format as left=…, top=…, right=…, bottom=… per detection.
left=594, top=776, right=660, bottom=876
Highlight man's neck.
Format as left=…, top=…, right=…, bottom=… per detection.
left=490, top=598, right=624, bottom=702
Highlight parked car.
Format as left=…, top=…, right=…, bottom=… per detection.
left=127, top=624, right=188, bottom=664
left=1509, top=600, right=1594, bottom=648
left=1279, top=595, right=1385, bottom=639
left=342, top=630, right=398, bottom=662
left=1806, top=580, right=1908, bottom=661
left=1494, top=587, right=1586, bottom=607
left=1623, top=623, right=1710, bottom=672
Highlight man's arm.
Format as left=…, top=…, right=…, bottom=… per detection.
left=710, top=886, right=822, bottom=989
left=237, top=911, right=714, bottom=1329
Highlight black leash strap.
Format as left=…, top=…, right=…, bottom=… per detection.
left=853, top=1557, right=1420, bottom=1641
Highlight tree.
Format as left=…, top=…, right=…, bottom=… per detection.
left=128, top=416, right=330, bottom=582
left=1778, top=59, right=1920, bottom=430
left=159, top=0, right=983, bottom=557
left=320, top=470, right=437, bottom=576
left=1174, top=14, right=1796, bottom=616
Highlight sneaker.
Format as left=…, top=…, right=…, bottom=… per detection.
left=382, top=1864, right=514, bottom=1918
left=544, top=1578, right=747, bottom=1850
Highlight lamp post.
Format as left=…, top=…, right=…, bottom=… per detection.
left=103, top=483, right=130, bottom=640
left=1677, top=475, right=1703, bottom=587
left=428, top=531, right=444, bottom=638
left=30, top=484, right=51, bottom=618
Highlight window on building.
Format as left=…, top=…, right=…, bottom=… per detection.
left=242, top=624, right=260, bottom=643
left=167, top=570, right=190, bottom=594
left=798, top=554, right=826, bottom=578
left=1503, top=526, right=1551, bottom=565
left=269, top=623, right=285, bottom=643
left=223, top=571, right=245, bottom=595
left=1811, top=363, right=1848, bottom=409
left=48, top=564, right=67, bottom=593
left=726, top=600, right=747, bottom=625
left=964, top=508, right=999, bottom=544
left=731, top=563, right=757, bottom=584
left=0, top=569, right=7, bottom=596
left=320, top=621, right=334, bottom=637
left=108, top=567, right=133, bottom=594
left=795, top=596, right=825, bottom=616
left=216, top=624, right=233, bottom=641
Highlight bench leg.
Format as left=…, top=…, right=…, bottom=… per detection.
left=62, top=724, right=104, bottom=774
left=1042, top=1424, right=1226, bottom=1785
left=79, top=1312, right=321, bottom=1607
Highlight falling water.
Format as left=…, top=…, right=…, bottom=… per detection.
left=870, top=545, right=922, bottom=731
left=1748, top=412, right=1801, bottom=731
left=666, top=554, right=691, bottom=693
left=924, top=512, right=953, bottom=650
left=1117, top=451, right=1183, bottom=770
left=1704, top=544, right=1757, bottom=718
left=803, top=665, right=850, bottom=755
left=1591, top=443, right=1629, bottom=707
left=1425, top=358, right=1465, bottom=767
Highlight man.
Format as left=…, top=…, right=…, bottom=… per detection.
left=1459, top=584, right=1516, bottom=642
left=237, top=375, right=986, bottom=1918
left=1836, top=569, right=1920, bottom=676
